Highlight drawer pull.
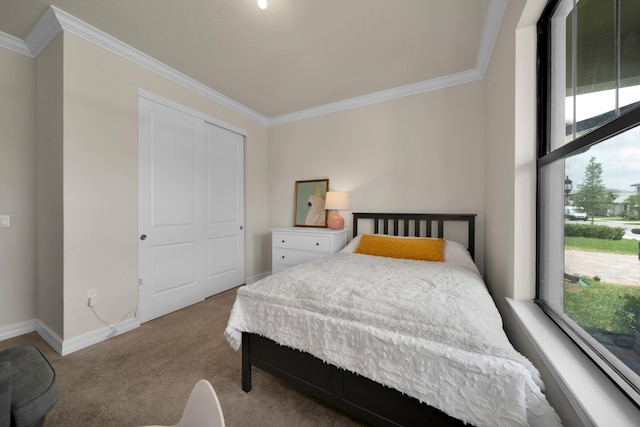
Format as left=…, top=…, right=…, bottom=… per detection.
left=281, top=256, right=285, bottom=259
left=315, top=242, right=319, bottom=246
left=282, top=240, right=285, bottom=243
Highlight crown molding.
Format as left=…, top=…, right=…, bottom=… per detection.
left=3, top=1, right=506, bottom=127
left=268, top=69, right=483, bottom=126
left=16, top=6, right=269, bottom=126
left=476, top=0, right=508, bottom=76
left=0, top=31, right=33, bottom=57
left=24, top=6, right=62, bottom=57
left=51, top=6, right=269, bottom=126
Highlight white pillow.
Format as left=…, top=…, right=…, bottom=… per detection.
left=341, top=234, right=479, bottom=274
left=339, top=235, right=364, bottom=254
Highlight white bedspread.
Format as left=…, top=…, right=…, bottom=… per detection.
left=225, top=253, right=561, bottom=427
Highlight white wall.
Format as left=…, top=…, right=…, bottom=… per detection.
left=483, top=0, right=581, bottom=424
left=36, top=33, right=65, bottom=337
left=56, top=32, right=270, bottom=341
left=0, top=46, right=37, bottom=330
left=0, top=29, right=270, bottom=345
left=483, top=0, right=519, bottom=307
left=268, top=82, right=486, bottom=272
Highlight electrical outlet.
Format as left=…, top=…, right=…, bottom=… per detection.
left=87, top=289, right=97, bottom=307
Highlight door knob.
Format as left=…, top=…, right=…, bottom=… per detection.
left=140, top=234, right=147, bottom=241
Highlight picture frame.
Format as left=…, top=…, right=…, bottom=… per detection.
left=294, top=179, right=329, bottom=227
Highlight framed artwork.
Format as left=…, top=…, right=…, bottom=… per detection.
left=294, top=179, right=329, bottom=227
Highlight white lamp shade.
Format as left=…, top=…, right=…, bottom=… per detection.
left=325, top=192, right=349, bottom=210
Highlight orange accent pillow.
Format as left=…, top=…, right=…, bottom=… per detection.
left=353, top=234, right=445, bottom=262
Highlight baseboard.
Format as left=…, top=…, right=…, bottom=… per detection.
left=0, top=317, right=141, bottom=356
left=57, top=317, right=141, bottom=356
left=1, top=274, right=269, bottom=350
left=0, top=319, right=37, bottom=341
left=35, top=320, right=63, bottom=354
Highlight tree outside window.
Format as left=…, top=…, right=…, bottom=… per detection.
left=572, top=157, right=614, bottom=223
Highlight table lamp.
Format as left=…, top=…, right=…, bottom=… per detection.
left=325, top=191, right=349, bottom=230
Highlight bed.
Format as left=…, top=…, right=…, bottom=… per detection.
left=225, top=213, right=559, bottom=427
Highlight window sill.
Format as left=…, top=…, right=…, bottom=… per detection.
left=507, top=298, right=639, bottom=427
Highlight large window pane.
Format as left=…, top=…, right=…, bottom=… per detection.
left=539, top=0, right=640, bottom=405
left=550, top=0, right=574, bottom=149
left=620, top=0, right=640, bottom=112
left=563, top=126, right=640, bottom=382
left=551, top=0, right=639, bottom=147
left=574, top=0, right=616, bottom=137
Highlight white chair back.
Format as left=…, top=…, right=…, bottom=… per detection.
left=141, top=379, right=225, bottom=427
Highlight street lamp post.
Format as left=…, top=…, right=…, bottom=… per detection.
left=564, top=176, right=573, bottom=205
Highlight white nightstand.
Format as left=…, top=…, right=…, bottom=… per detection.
left=271, top=227, right=348, bottom=274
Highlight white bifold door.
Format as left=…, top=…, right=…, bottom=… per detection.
left=138, top=96, right=244, bottom=322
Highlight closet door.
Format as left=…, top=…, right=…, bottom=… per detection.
left=138, top=97, right=206, bottom=322
left=205, top=123, right=244, bottom=296
left=138, top=96, right=245, bottom=322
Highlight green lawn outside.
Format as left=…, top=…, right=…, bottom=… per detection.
left=565, top=278, right=640, bottom=333
left=564, top=236, right=638, bottom=255
left=564, top=225, right=640, bottom=333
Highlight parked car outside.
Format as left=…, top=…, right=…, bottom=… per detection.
left=565, top=206, right=588, bottom=221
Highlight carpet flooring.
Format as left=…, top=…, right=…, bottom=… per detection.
left=0, top=287, right=365, bottom=426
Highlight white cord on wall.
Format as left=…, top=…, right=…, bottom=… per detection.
left=89, top=305, right=137, bottom=339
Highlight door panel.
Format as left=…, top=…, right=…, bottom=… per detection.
left=138, top=97, right=206, bottom=322
left=205, top=123, right=244, bottom=296
left=151, top=116, right=197, bottom=226
left=151, top=242, right=196, bottom=294
left=208, top=129, right=239, bottom=222
left=208, top=236, right=239, bottom=275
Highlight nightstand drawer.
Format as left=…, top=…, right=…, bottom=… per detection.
left=271, top=227, right=347, bottom=274
left=273, top=249, right=325, bottom=267
left=273, top=233, right=331, bottom=252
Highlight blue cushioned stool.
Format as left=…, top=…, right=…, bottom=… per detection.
left=0, top=345, right=58, bottom=427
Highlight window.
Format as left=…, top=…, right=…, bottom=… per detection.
left=537, top=0, right=640, bottom=405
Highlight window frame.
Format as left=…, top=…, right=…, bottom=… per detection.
left=536, top=0, right=640, bottom=407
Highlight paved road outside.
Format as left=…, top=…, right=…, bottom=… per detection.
left=565, top=249, right=640, bottom=287
left=564, top=219, right=640, bottom=286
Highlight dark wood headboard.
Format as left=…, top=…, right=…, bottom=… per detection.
left=352, top=212, right=477, bottom=260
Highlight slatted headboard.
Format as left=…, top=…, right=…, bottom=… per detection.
left=351, top=212, right=477, bottom=260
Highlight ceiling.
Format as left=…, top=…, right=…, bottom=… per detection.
left=0, top=0, right=505, bottom=122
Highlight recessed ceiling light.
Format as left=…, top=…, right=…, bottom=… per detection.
left=257, top=0, right=267, bottom=10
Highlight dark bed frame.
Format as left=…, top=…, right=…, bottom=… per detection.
left=242, top=213, right=477, bottom=426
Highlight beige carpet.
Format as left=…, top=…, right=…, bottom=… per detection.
left=0, top=288, right=365, bottom=426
